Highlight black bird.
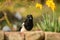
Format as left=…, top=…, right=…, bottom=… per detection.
left=20, top=15, right=33, bottom=32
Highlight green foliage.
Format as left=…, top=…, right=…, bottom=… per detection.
left=0, top=0, right=4, bottom=2
left=36, top=6, right=60, bottom=32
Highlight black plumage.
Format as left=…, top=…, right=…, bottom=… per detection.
left=24, top=15, right=33, bottom=31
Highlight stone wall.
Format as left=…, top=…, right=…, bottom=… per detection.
left=45, top=32, right=60, bottom=40
left=0, top=31, right=60, bottom=40
left=0, top=31, right=4, bottom=40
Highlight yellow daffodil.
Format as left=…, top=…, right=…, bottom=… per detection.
left=36, top=3, right=42, bottom=10
left=46, top=0, right=54, bottom=1
left=50, top=2, right=56, bottom=12
left=46, top=0, right=56, bottom=12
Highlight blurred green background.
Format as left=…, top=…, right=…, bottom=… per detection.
left=0, top=0, right=60, bottom=32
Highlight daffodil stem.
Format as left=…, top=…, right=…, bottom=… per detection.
left=53, top=12, right=56, bottom=32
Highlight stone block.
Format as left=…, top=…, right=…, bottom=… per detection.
left=45, top=32, right=60, bottom=40
left=24, top=31, right=45, bottom=40
left=4, top=32, right=24, bottom=40
left=0, top=31, right=4, bottom=40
